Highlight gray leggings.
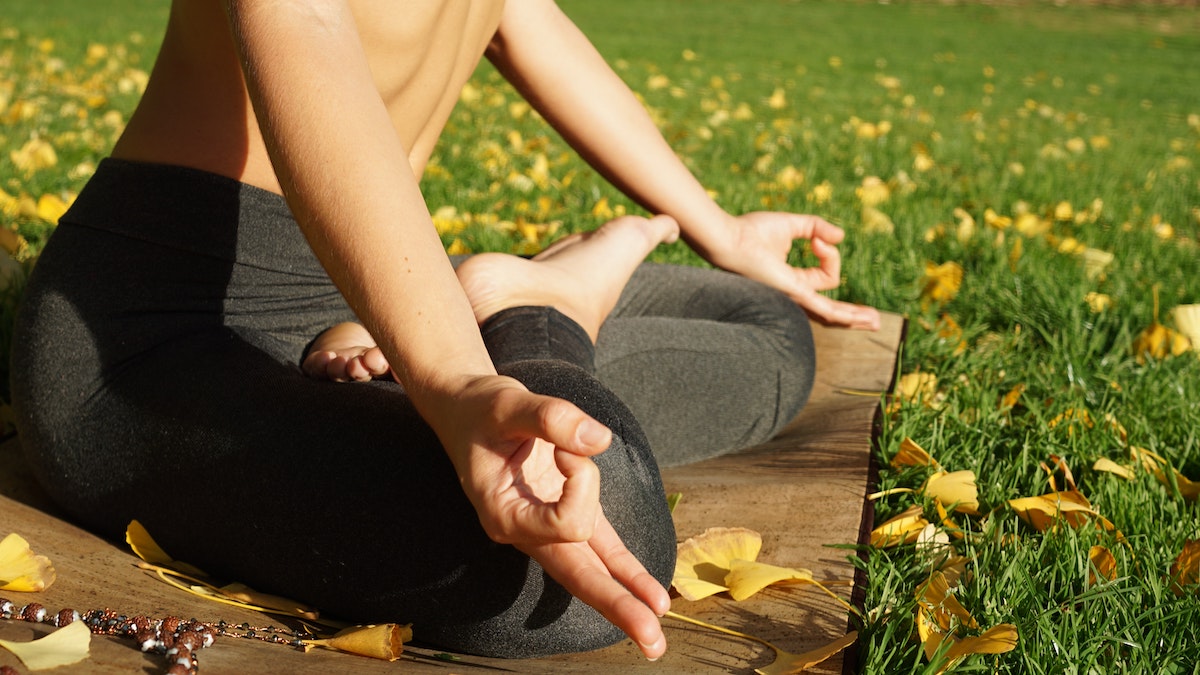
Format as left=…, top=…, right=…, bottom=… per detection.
left=10, top=159, right=814, bottom=657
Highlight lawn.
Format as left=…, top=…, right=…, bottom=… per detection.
left=2, top=0, right=1199, bottom=672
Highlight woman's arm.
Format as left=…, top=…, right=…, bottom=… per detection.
left=223, top=0, right=668, bottom=657
left=486, top=0, right=879, bottom=329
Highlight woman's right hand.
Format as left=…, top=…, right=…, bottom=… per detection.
left=427, top=375, right=670, bottom=660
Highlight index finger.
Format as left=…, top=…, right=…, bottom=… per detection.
left=519, top=535, right=668, bottom=660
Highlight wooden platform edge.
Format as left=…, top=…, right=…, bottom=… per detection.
left=841, top=315, right=907, bottom=675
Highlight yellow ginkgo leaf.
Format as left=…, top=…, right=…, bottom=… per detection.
left=919, top=261, right=963, bottom=309
left=303, top=623, right=411, bottom=661
left=218, top=583, right=320, bottom=620
left=1080, top=247, right=1114, bottom=280
left=942, top=623, right=1019, bottom=663
left=0, top=533, right=56, bottom=593
left=1170, top=304, right=1200, bottom=353
left=861, top=205, right=895, bottom=234
left=725, top=558, right=813, bottom=601
left=1088, top=545, right=1117, bottom=585
left=891, top=437, right=941, bottom=470
left=1007, top=490, right=1117, bottom=533
left=10, top=137, right=58, bottom=174
left=35, top=194, right=69, bottom=224
left=754, top=630, right=858, bottom=675
left=1132, top=287, right=1192, bottom=363
left=1169, top=540, right=1199, bottom=596
left=1132, top=322, right=1191, bottom=363
left=1047, top=408, right=1094, bottom=435
left=1130, top=446, right=1165, bottom=473
left=918, top=571, right=978, bottom=632
left=870, top=505, right=928, bottom=548
left=126, top=520, right=206, bottom=577
left=1085, top=292, right=1112, bottom=313
left=998, top=383, right=1025, bottom=412
left=0, top=620, right=91, bottom=671
left=1093, top=458, right=1135, bottom=480
left=1154, top=468, right=1200, bottom=502
left=672, top=527, right=761, bottom=601
left=952, top=207, right=976, bottom=244
left=923, top=470, right=980, bottom=515
left=934, top=314, right=967, bottom=355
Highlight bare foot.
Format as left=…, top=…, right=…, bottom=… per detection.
left=456, top=215, right=680, bottom=341
left=303, top=322, right=392, bottom=382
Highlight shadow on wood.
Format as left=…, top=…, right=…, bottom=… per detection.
left=0, top=312, right=903, bottom=674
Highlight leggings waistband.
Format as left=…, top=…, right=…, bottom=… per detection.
left=62, top=158, right=324, bottom=277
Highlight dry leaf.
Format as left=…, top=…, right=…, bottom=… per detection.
left=1171, top=304, right=1200, bottom=352
left=672, top=527, right=761, bottom=601
left=1092, top=458, right=1135, bottom=480
left=998, top=383, right=1025, bottom=412
left=923, top=471, right=980, bottom=515
left=1080, top=247, right=1113, bottom=280
left=920, top=261, right=963, bottom=309
left=303, top=623, right=411, bottom=661
left=870, top=505, right=928, bottom=548
left=0, top=620, right=91, bottom=671
left=1088, top=545, right=1117, bottom=585
left=1169, top=540, right=1199, bottom=596
left=1132, top=287, right=1191, bottom=363
left=0, top=533, right=56, bottom=592
left=1130, top=446, right=1165, bottom=473
left=755, top=630, right=858, bottom=675
left=861, top=206, right=895, bottom=234
left=1154, top=468, right=1200, bottom=502
left=891, top=437, right=941, bottom=470
left=1007, top=490, right=1117, bottom=534
left=725, top=559, right=813, bottom=601
left=126, top=520, right=207, bottom=577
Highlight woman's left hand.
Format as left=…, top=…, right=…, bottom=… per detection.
left=707, top=211, right=881, bottom=330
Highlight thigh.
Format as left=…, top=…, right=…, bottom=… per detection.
left=595, top=263, right=816, bottom=466
left=20, top=317, right=673, bottom=657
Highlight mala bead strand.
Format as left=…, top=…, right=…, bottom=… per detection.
left=1, top=599, right=214, bottom=674
left=1, top=598, right=329, bottom=674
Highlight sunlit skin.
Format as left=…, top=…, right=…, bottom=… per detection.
left=110, top=0, right=879, bottom=659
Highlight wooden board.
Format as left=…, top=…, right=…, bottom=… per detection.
left=0, top=312, right=903, bottom=674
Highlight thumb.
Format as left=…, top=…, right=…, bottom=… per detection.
left=509, top=393, right=613, bottom=456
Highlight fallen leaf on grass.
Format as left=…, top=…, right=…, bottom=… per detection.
left=1092, top=458, right=1135, bottom=480
left=923, top=471, right=980, bottom=515
left=918, top=617, right=1019, bottom=674
left=1171, top=304, right=1200, bottom=352
left=891, top=437, right=941, bottom=470
left=0, top=620, right=90, bottom=671
left=665, top=611, right=857, bottom=675
left=915, top=565, right=1018, bottom=673
left=870, top=505, right=928, bottom=548
left=1169, top=540, right=1199, bottom=596
left=920, top=261, right=963, bottom=309
left=1088, top=545, right=1117, bottom=585
left=0, top=533, right=56, bottom=592
left=302, top=623, right=411, bottom=661
left=1132, top=287, right=1191, bottom=363
left=1154, top=468, right=1200, bottom=502
left=1007, top=490, right=1118, bottom=535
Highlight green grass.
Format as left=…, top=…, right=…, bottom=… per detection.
left=2, top=0, right=1199, bottom=672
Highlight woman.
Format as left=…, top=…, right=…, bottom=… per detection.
left=11, top=0, right=879, bottom=660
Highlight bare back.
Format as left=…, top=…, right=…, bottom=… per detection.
left=112, top=0, right=504, bottom=195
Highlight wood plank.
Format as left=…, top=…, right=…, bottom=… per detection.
left=0, top=312, right=903, bottom=674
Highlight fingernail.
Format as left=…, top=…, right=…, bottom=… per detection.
left=640, top=636, right=665, bottom=661
left=577, top=419, right=610, bottom=448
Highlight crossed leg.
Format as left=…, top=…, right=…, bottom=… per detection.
left=303, top=215, right=679, bottom=380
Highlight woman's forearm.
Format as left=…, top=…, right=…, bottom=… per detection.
left=486, top=0, right=737, bottom=261
left=223, top=1, right=496, bottom=410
